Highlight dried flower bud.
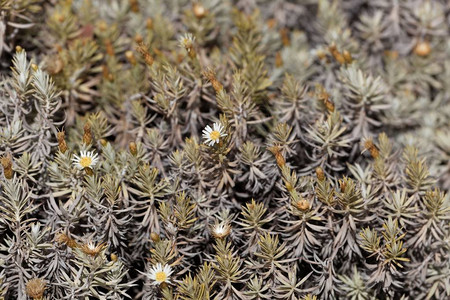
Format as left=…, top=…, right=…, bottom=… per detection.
left=275, top=52, right=283, bottom=67
left=83, top=122, right=92, bottom=145
left=343, top=50, right=353, bottom=63
left=136, top=41, right=154, bottom=66
left=134, top=34, right=143, bottom=44
left=317, top=89, right=329, bottom=102
left=16, top=45, right=23, bottom=52
left=160, top=282, right=168, bottom=289
left=102, top=64, right=110, bottom=79
left=125, top=50, right=137, bottom=65
left=280, top=28, right=290, bottom=46
left=324, top=99, right=335, bottom=112
left=193, top=3, right=207, bottom=19
left=150, top=232, right=160, bottom=242
left=100, top=139, right=107, bottom=146
left=295, top=199, right=310, bottom=211
left=315, top=86, right=335, bottom=113
left=268, top=146, right=285, bottom=167
left=414, top=41, right=431, bottom=57
left=26, top=278, right=46, bottom=300
left=339, top=179, right=346, bottom=192
left=129, top=0, right=139, bottom=12
left=80, top=241, right=106, bottom=257
left=329, top=45, right=346, bottom=64
left=364, top=139, right=379, bottom=159
left=56, top=232, right=78, bottom=248
left=129, top=142, right=137, bottom=156
left=84, top=167, right=94, bottom=176
left=1, top=154, right=13, bottom=179
left=57, top=131, right=68, bottom=153
left=31, top=63, right=38, bottom=71
left=317, top=50, right=326, bottom=60
left=203, top=69, right=223, bottom=93
left=105, top=39, right=115, bottom=56
left=111, top=253, right=118, bottom=262
left=316, top=167, right=325, bottom=181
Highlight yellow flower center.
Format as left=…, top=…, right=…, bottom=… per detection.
left=80, top=156, right=92, bottom=168
left=209, top=130, right=221, bottom=141
left=155, top=271, right=167, bottom=283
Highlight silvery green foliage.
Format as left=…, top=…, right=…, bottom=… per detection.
left=0, top=0, right=449, bottom=299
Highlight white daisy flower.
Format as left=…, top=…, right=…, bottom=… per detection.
left=202, top=122, right=227, bottom=146
left=72, top=150, right=99, bottom=170
left=148, top=263, right=173, bottom=285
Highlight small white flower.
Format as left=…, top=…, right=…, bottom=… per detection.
left=80, top=240, right=106, bottom=256
left=72, top=150, right=99, bottom=170
left=212, top=222, right=231, bottom=239
left=178, top=33, right=195, bottom=48
left=202, top=122, right=227, bottom=146
left=148, top=263, right=173, bottom=285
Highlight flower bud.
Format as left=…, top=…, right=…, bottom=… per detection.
left=193, top=3, right=207, bottom=19
left=414, top=41, right=431, bottom=57
left=150, top=232, right=160, bottom=242
left=129, top=142, right=137, bottom=156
